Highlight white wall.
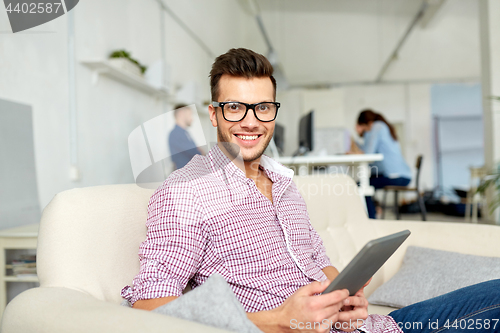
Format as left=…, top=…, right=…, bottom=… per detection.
left=75, top=0, right=163, bottom=190
left=0, top=13, right=71, bottom=213
left=302, top=89, right=345, bottom=128
left=0, top=0, right=258, bottom=215
left=480, top=0, right=500, bottom=223
left=480, top=0, right=500, bottom=167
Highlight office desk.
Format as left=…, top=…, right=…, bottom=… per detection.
left=276, top=154, right=383, bottom=197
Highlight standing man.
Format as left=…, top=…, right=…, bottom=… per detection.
left=122, top=48, right=500, bottom=333
left=168, top=104, right=204, bottom=170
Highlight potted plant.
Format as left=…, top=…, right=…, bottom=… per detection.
left=477, top=168, right=500, bottom=213
left=108, top=50, right=147, bottom=77
left=476, top=96, right=500, bottom=221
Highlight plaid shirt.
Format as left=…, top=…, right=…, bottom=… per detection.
left=121, top=145, right=402, bottom=333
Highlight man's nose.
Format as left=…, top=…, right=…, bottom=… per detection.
left=239, top=109, right=259, bottom=129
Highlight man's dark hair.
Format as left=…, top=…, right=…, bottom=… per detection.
left=173, top=103, right=188, bottom=118
left=209, top=48, right=276, bottom=102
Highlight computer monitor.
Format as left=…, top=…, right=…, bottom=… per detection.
left=294, top=110, right=314, bottom=156
left=273, top=123, right=285, bottom=155
left=313, top=127, right=351, bottom=155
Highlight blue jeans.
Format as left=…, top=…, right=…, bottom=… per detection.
left=388, top=279, right=500, bottom=332
left=365, top=175, right=410, bottom=219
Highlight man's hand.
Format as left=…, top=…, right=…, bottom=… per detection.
left=335, top=278, right=372, bottom=332
left=248, top=279, right=349, bottom=333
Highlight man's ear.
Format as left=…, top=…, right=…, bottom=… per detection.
left=209, top=104, right=217, bottom=127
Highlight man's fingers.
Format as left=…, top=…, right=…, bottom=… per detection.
left=338, top=307, right=369, bottom=323
left=317, top=300, right=344, bottom=323
left=343, top=295, right=369, bottom=308
left=299, top=279, right=331, bottom=296
left=314, top=289, right=350, bottom=309
left=339, top=296, right=369, bottom=323
left=328, top=310, right=366, bottom=332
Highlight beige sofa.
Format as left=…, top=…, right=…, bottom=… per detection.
left=2, top=174, right=500, bottom=333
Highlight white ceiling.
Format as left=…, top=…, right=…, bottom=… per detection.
left=244, top=0, right=480, bottom=86
left=255, top=0, right=422, bottom=15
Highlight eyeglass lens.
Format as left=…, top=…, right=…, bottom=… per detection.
left=223, top=102, right=277, bottom=122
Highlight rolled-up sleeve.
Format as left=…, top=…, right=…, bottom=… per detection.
left=121, top=176, right=207, bottom=306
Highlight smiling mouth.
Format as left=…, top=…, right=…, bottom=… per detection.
left=235, top=134, right=262, bottom=141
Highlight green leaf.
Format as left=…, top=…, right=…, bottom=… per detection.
left=109, top=49, right=130, bottom=58
left=488, top=196, right=500, bottom=214
left=476, top=172, right=500, bottom=194
left=108, top=49, right=147, bottom=74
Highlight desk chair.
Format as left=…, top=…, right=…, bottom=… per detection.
left=381, top=155, right=427, bottom=221
left=465, top=166, right=487, bottom=223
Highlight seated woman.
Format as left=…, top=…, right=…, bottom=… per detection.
left=352, top=109, right=412, bottom=219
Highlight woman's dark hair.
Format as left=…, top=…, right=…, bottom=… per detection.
left=357, top=109, right=398, bottom=141
left=209, top=48, right=276, bottom=101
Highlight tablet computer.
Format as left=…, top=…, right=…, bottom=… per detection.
left=322, top=229, right=411, bottom=296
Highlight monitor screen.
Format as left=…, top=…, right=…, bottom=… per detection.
left=298, top=110, right=314, bottom=154
left=273, top=123, right=285, bottom=155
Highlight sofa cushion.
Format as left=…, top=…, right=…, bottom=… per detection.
left=152, top=274, right=261, bottom=333
left=368, top=246, right=500, bottom=308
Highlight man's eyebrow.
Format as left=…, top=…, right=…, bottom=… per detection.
left=221, top=99, right=275, bottom=103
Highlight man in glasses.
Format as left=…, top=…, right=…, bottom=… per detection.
left=122, top=47, right=368, bottom=332
left=121, top=48, right=500, bottom=333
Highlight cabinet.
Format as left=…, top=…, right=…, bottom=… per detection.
left=0, top=224, right=39, bottom=317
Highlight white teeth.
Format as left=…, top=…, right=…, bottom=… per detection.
left=236, top=135, right=259, bottom=141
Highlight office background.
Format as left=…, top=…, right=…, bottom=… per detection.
left=0, top=0, right=498, bottom=223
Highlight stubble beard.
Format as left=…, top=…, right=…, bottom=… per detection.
left=216, top=119, right=273, bottom=163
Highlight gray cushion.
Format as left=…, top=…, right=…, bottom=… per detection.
left=152, top=274, right=262, bottom=333
left=368, top=246, right=500, bottom=308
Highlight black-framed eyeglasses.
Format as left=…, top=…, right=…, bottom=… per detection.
left=212, top=101, right=280, bottom=122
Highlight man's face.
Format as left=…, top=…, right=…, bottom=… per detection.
left=183, top=108, right=193, bottom=127
left=175, top=107, right=193, bottom=128
left=209, top=75, right=275, bottom=162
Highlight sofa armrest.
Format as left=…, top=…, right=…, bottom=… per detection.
left=1, top=287, right=232, bottom=333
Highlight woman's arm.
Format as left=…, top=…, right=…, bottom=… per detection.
left=362, top=122, right=382, bottom=154
left=349, top=138, right=364, bottom=154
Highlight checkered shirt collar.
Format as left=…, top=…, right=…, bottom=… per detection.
left=208, top=144, right=294, bottom=184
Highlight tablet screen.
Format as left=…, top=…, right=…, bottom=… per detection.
left=322, top=229, right=411, bottom=295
